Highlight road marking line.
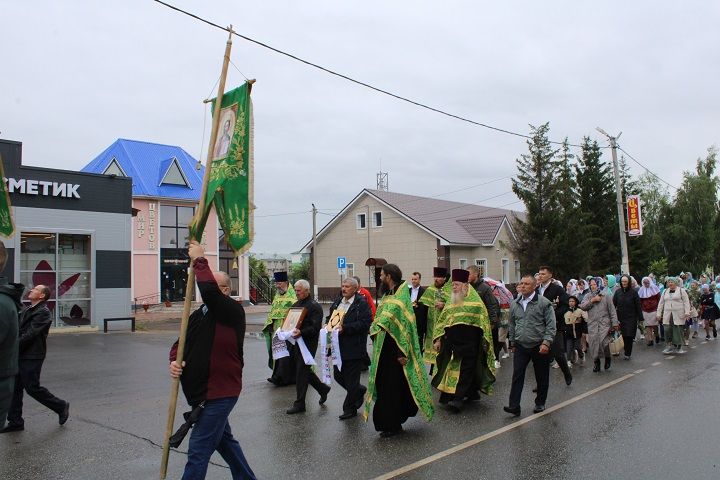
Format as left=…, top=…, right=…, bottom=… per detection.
left=633, top=369, right=645, bottom=374
left=691, top=346, right=697, bottom=349
left=651, top=361, right=661, bottom=366
left=665, top=356, right=675, bottom=359
left=372, top=373, right=636, bottom=480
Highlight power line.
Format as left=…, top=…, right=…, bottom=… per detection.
left=152, top=0, right=595, bottom=148
left=255, top=210, right=311, bottom=218
left=617, top=146, right=678, bottom=191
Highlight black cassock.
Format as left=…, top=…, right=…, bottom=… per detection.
left=372, top=335, right=418, bottom=432
left=270, top=342, right=296, bottom=386
left=439, top=324, right=481, bottom=402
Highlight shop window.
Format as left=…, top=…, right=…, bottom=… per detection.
left=356, top=213, right=366, bottom=230
left=20, top=233, right=92, bottom=327
left=160, top=205, right=195, bottom=249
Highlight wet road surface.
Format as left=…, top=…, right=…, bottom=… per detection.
left=1, top=330, right=719, bottom=479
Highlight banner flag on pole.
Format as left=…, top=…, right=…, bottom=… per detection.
left=190, top=81, right=254, bottom=254
left=0, top=154, right=15, bottom=238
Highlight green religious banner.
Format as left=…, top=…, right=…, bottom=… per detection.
left=0, top=154, right=15, bottom=237
left=190, top=81, right=254, bottom=254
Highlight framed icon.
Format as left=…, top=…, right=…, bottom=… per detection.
left=282, top=307, right=307, bottom=332
left=326, top=309, right=346, bottom=332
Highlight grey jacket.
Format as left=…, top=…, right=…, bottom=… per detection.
left=509, top=292, right=556, bottom=348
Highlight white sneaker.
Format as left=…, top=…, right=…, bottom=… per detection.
left=501, top=352, right=510, bottom=359
left=662, top=346, right=674, bottom=354
left=567, top=361, right=572, bottom=368
left=676, top=348, right=687, bottom=354
left=494, top=361, right=501, bottom=369
left=551, top=361, right=559, bottom=369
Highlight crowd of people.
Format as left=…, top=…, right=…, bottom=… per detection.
left=6, top=236, right=711, bottom=479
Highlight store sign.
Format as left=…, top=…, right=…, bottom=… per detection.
left=627, top=194, right=643, bottom=236
left=3, top=177, right=81, bottom=198
left=136, top=203, right=157, bottom=249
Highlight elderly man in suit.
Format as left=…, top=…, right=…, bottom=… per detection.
left=327, top=277, right=372, bottom=419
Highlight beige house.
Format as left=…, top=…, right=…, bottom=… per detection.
left=301, top=189, right=523, bottom=298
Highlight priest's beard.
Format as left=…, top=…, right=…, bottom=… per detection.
left=451, top=291, right=466, bottom=305
left=380, top=281, right=396, bottom=296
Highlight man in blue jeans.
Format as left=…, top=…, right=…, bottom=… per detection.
left=169, top=241, right=255, bottom=479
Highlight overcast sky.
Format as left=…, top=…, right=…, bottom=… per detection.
left=2, top=1, right=718, bottom=254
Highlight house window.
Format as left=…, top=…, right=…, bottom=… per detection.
left=356, top=213, right=366, bottom=230
left=514, top=260, right=521, bottom=283
left=372, top=211, right=383, bottom=228
left=502, top=258, right=510, bottom=284
left=346, top=263, right=355, bottom=279
left=475, top=259, right=487, bottom=277
left=459, top=259, right=468, bottom=270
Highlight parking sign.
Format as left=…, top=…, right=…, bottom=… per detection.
left=337, top=256, right=346, bottom=269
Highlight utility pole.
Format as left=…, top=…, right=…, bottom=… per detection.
left=597, top=127, right=630, bottom=275
left=366, top=204, right=371, bottom=287
left=311, top=203, right=318, bottom=299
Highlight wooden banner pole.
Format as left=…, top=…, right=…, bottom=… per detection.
left=159, top=26, right=234, bottom=479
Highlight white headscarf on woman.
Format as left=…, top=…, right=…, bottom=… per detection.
left=638, top=276, right=660, bottom=298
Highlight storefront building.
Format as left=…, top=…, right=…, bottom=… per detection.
left=82, top=139, right=249, bottom=304
left=0, top=139, right=133, bottom=328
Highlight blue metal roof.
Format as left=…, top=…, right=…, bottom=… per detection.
left=81, top=138, right=205, bottom=200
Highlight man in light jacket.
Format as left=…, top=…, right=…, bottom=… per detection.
left=504, top=275, right=556, bottom=416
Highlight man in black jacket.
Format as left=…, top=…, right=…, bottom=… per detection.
left=2, top=284, right=69, bottom=433
left=169, top=241, right=255, bottom=479
left=286, top=279, right=330, bottom=414
left=327, top=277, right=372, bottom=420
left=408, top=272, right=428, bottom=350
left=0, top=241, right=23, bottom=430
left=468, top=265, right=501, bottom=365
left=537, top=266, right=572, bottom=386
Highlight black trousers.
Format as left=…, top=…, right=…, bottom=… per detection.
left=551, top=331, right=572, bottom=378
left=293, top=345, right=326, bottom=408
left=492, top=327, right=501, bottom=359
left=8, top=359, right=66, bottom=426
left=622, top=335, right=634, bottom=357
left=333, top=360, right=366, bottom=414
left=0, top=375, right=14, bottom=427
left=508, top=344, right=551, bottom=409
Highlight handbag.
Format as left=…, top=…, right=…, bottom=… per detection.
left=608, top=332, right=624, bottom=356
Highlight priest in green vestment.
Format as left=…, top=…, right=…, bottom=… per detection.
left=431, top=269, right=496, bottom=413
left=263, top=271, right=297, bottom=386
left=363, top=264, right=434, bottom=437
left=418, top=267, right=452, bottom=366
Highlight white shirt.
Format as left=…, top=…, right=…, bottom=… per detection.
left=539, top=281, right=551, bottom=296
left=409, top=285, right=420, bottom=302
left=520, top=291, right=536, bottom=311
left=337, top=295, right=355, bottom=313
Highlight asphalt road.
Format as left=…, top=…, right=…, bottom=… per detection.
left=1, top=330, right=719, bottom=480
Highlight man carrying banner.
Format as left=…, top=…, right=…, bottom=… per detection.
left=286, top=280, right=330, bottom=414
left=418, top=267, right=452, bottom=366
left=326, top=277, right=372, bottom=420
left=432, top=269, right=495, bottom=413
left=168, top=241, right=255, bottom=479
left=364, top=264, right=433, bottom=437
left=263, top=271, right=296, bottom=386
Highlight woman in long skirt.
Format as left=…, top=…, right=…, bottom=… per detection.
left=580, top=277, right=619, bottom=372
